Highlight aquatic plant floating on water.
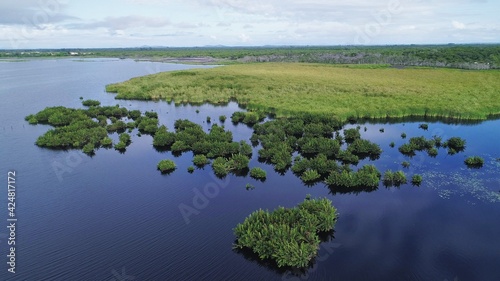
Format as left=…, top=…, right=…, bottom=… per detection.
left=233, top=197, right=338, bottom=268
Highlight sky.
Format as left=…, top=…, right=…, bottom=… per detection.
left=0, top=0, right=499, bottom=49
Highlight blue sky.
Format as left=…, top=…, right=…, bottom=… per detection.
left=1, top=0, right=498, bottom=49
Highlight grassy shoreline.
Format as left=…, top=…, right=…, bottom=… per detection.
left=106, top=63, right=500, bottom=122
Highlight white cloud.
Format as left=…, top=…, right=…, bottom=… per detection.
left=1, top=0, right=499, bottom=48
left=238, top=33, right=250, bottom=42
left=452, top=20, right=466, bottom=29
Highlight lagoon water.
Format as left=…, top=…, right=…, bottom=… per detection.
left=1, top=58, right=499, bottom=281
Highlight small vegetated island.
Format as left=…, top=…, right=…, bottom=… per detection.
left=26, top=58, right=498, bottom=269
left=234, top=197, right=338, bottom=268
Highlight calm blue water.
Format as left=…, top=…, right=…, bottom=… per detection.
left=0, top=59, right=499, bottom=281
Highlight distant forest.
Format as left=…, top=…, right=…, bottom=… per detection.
left=2, top=44, right=499, bottom=69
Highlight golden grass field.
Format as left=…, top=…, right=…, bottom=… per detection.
left=106, top=63, right=500, bottom=121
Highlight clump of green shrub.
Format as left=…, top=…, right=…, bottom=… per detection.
left=212, top=157, right=231, bottom=177
left=231, top=111, right=264, bottom=126
left=398, top=136, right=439, bottom=157
left=419, top=123, right=428, bottom=130
left=119, top=133, right=131, bottom=145
left=250, top=167, right=267, bottom=181
left=411, top=174, right=423, bottom=186
left=171, top=140, right=190, bottom=153
left=464, top=156, right=484, bottom=168
left=128, top=110, right=141, bottom=120
left=343, top=128, right=360, bottom=143
left=100, top=137, right=113, bottom=147
left=136, top=116, right=158, bottom=134
left=228, top=153, right=250, bottom=170
left=219, top=115, right=227, bottom=123
left=153, top=125, right=176, bottom=147
left=432, top=135, right=442, bottom=147
left=82, top=143, right=95, bottom=154
left=187, top=166, right=195, bottom=173
left=325, top=165, right=380, bottom=189
left=444, top=137, right=466, bottom=154
left=301, top=169, right=321, bottom=183
left=427, top=147, right=438, bottom=157
left=157, top=159, right=176, bottom=173
left=383, top=170, right=407, bottom=187
left=193, top=154, right=210, bottom=167
left=144, top=111, right=158, bottom=118
left=347, top=139, right=382, bottom=160
left=114, top=141, right=127, bottom=151
left=231, top=111, right=246, bottom=123
left=401, top=133, right=407, bottom=139
left=233, top=198, right=338, bottom=268
left=82, top=99, right=101, bottom=107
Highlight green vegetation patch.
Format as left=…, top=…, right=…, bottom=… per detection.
left=465, top=156, right=484, bottom=168
left=82, top=99, right=101, bottom=107
left=106, top=63, right=500, bottom=121
left=383, top=170, right=408, bottom=187
left=249, top=167, right=267, bottom=181
left=233, top=198, right=338, bottom=268
left=157, top=159, right=176, bottom=173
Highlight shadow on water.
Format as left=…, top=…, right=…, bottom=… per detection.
left=326, top=184, right=379, bottom=196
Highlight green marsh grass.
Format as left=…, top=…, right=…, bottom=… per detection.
left=107, top=63, right=500, bottom=121
left=106, top=63, right=500, bottom=121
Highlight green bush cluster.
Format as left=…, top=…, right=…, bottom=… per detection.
left=82, top=99, right=101, bottom=107
left=383, top=170, right=407, bottom=187
left=26, top=105, right=160, bottom=154
left=411, top=174, right=423, bottom=186
left=347, top=139, right=382, bottom=160
left=300, top=170, right=321, bottom=183
left=193, top=155, right=210, bottom=167
left=128, top=110, right=141, bottom=120
left=464, top=156, right=484, bottom=168
left=152, top=121, right=250, bottom=162
left=398, top=136, right=438, bottom=157
left=419, top=123, right=429, bottom=130
left=343, top=128, right=361, bottom=143
left=211, top=154, right=250, bottom=177
left=136, top=116, right=158, bottom=134
left=249, top=167, right=267, bottom=181
left=231, top=111, right=265, bottom=125
left=324, top=165, right=381, bottom=190
left=157, top=159, right=176, bottom=173
left=444, top=137, right=466, bottom=154
left=251, top=115, right=381, bottom=182
left=233, top=198, right=338, bottom=268
left=153, top=125, right=176, bottom=147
